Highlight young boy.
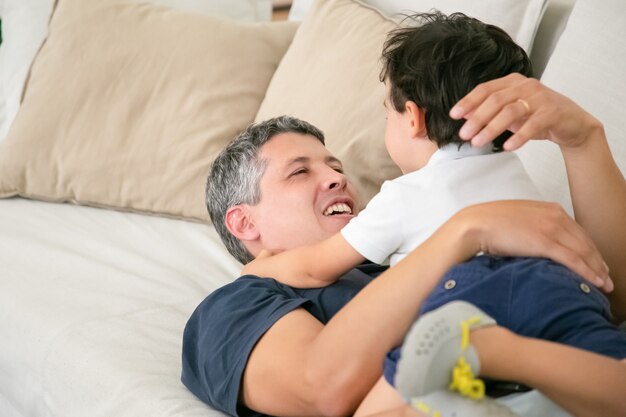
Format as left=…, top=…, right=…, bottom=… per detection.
left=242, top=12, right=626, bottom=415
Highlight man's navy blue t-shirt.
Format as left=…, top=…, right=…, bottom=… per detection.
left=181, top=263, right=387, bottom=417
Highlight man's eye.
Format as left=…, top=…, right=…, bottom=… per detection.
left=290, top=168, right=308, bottom=177
left=333, top=167, right=344, bottom=174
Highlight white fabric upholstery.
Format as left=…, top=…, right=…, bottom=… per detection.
left=528, top=0, right=576, bottom=78
left=0, top=0, right=54, bottom=142
left=289, top=0, right=547, bottom=51
left=517, top=0, right=626, bottom=213
left=0, top=198, right=240, bottom=417
left=129, top=0, right=272, bottom=21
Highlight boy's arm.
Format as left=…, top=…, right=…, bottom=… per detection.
left=241, top=233, right=366, bottom=288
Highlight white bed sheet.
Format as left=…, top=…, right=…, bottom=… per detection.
left=0, top=198, right=241, bottom=417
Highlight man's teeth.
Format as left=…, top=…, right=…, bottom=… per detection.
left=323, top=203, right=353, bottom=216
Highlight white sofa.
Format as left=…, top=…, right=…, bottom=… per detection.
left=0, top=0, right=624, bottom=416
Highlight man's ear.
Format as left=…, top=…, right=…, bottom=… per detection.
left=224, top=205, right=259, bottom=241
left=404, top=101, right=428, bottom=138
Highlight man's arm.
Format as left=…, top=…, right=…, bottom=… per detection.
left=560, top=126, right=626, bottom=321
left=450, top=73, right=626, bottom=321
left=240, top=200, right=609, bottom=417
left=241, top=233, right=365, bottom=288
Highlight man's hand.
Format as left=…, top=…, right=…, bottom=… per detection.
left=450, top=73, right=603, bottom=151
left=453, top=200, right=613, bottom=293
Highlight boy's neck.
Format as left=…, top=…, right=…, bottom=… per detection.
left=428, top=142, right=495, bottom=166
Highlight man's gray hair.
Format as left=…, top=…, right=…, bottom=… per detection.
left=206, top=115, right=325, bottom=264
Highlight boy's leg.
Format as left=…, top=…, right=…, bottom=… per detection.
left=360, top=404, right=422, bottom=417
left=355, top=376, right=522, bottom=417
left=394, top=301, right=521, bottom=416
left=396, top=300, right=626, bottom=417
left=395, top=301, right=496, bottom=399
left=420, top=257, right=626, bottom=360
left=354, top=377, right=410, bottom=417
left=473, top=326, right=626, bottom=417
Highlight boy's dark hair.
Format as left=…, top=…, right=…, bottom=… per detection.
left=380, top=12, right=532, bottom=150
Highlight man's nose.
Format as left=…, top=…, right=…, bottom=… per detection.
left=322, top=169, right=347, bottom=191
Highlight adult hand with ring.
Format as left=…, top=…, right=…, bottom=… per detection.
left=449, top=73, right=603, bottom=151
left=516, top=98, right=530, bottom=115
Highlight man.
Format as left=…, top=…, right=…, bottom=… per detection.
left=182, top=76, right=626, bottom=417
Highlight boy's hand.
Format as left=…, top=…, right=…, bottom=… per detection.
left=450, top=73, right=603, bottom=151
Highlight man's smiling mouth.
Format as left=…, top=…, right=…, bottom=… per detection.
left=323, top=203, right=353, bottom=216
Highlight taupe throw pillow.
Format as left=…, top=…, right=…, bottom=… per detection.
left=256, top=0, right=402, bottom=208
left=0, top=0, right=298, bottom=221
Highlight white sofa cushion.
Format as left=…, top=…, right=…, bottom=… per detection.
left=528, top=0, right=576, bottom=78
left=517, top=0, right=626, bottom=213
left=289, top=0, right=547, bottom=51
left=0, top=0, right=55, bottom=142
left=130, top=0, right=272, bottom=21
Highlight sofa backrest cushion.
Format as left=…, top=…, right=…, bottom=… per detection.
left=289, top=0, right=548, bottom=52
left=517, top=0, right=626, bottom=212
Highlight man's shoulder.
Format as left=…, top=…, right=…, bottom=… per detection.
left=181, top=274, right=307, bottom=415
left=180, top=266, right=383, bottom=413
left=193, top=275, right=295, bottom=316
left=212, top=274, right=283, bottom=295
left=188, top=265, right=384, bottom=328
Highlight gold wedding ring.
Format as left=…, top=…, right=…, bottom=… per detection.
left=517, top=98, right=531, bottom=114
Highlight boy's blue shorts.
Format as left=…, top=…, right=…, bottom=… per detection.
left=384, top=256, right=626, bottom=386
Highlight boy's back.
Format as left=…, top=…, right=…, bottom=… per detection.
left=342, top=144, right=542, bottom=266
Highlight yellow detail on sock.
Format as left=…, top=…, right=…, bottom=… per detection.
left=460, top=315, right=481, bottom=351
left=452, top=315, right=485, bottom=399
left=413, top=401, right=431, bottom=413
left=411, top=400, right=442, bottom=417
left=449, top=356, right=485, bottom=399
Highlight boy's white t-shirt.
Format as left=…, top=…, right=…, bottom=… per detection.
left=341, top=143, right=543, bottom=266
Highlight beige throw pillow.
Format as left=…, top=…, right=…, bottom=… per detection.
left=0, top=0, right=298, bottom=221
left=255, top=0, right=402, bottom=208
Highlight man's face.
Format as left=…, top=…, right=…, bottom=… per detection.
left=247, top=132, right=358, bottom=253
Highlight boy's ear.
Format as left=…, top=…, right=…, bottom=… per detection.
left=404, top=101, right=428, bottom=138
left=224, top=205, right=260, bottom=241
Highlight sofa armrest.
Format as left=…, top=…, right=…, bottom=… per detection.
left=529, top=0, right=576, bottom=78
